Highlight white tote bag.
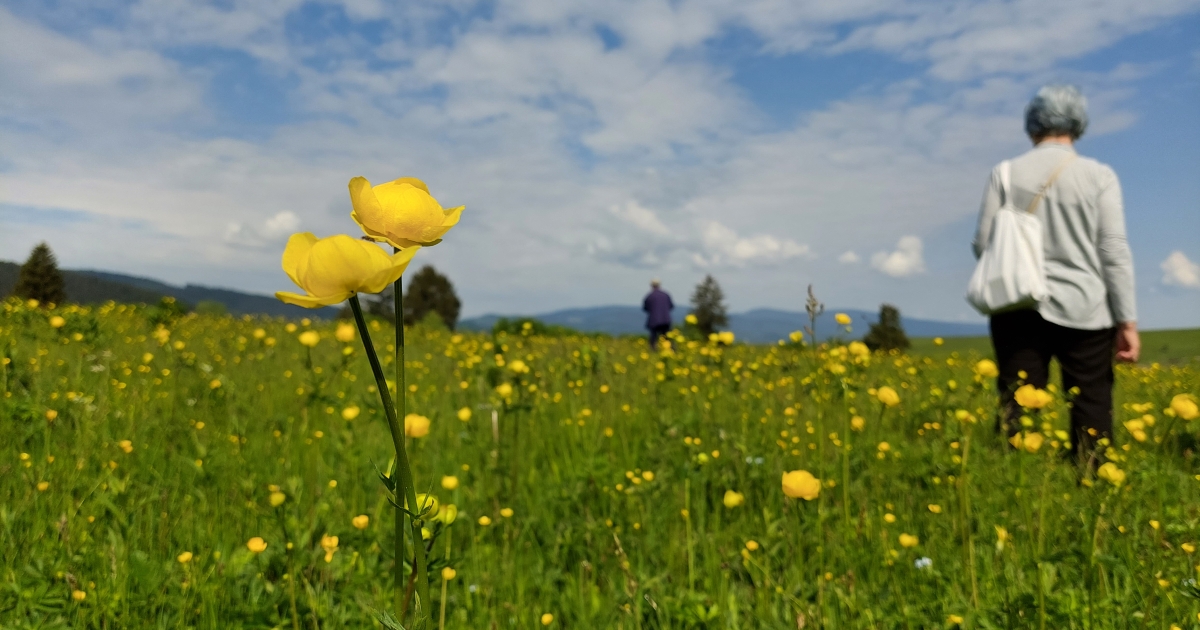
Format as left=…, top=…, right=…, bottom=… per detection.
left=967, top=156, right=1075, bottom=315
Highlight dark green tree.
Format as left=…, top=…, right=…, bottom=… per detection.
left=689, top=274, right=728, bottom=338
left=12, top=242, right=66, bottom=306
left=403, top=265, right=462, bottom=330
left=863, top=304, right=910, bottom=352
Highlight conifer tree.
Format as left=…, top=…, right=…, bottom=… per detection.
left=12, top=242, right=66, bottom=306
left=402, top=265, right=462, bottom=330
left=689, top=274, right=728, bottom=338
left=863, top=304, right=910, bottom=352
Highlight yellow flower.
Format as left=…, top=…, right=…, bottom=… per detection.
left=177, top=551, right=193, bottom=564
left=349, top=176, right=463, bottom=248
left=298, top=331, right=320, bottom=347
left=540, top=613, right=554, bottom=626
left=723, top=490, right=745, bottom=508
left=1181, top=542, right=1195, bottom=554
left=898, top=533, right=919, bottom=548
left=685, top=314, right=698, bottom=325
left=341, top=405, right=360, bottom=421
left=1170, top=394, right=1199, bottom=420
left=884, top=513, right=896, bottom=523
left=850, top=416, right=865, bottom=431
left=1096, top=462, right=1126, bottom=487
left=442, top=567, right=457, bottom=580
left=118, top=439, right=133, bottom=454
left=875, top=386, right=900, bottom=407
left=1013, top=384, right=1053, bottom=409
left=477, top=515, right=492, bottom=526
left=642, top=471, right=655, bottom=481
left=995, top=525, right=1010, bottom=551
left=45, top=409, right=58, bottom=421
left=500, top=507, right=514, bottom=518
left=334, top=323, right=356, bottom=342
left=947, top=614, right=964, bottom=624
left=782, top=470, right=820, bottom=500
left=209, top=379, right=222, bottom=390
left=508, top=359, right=530, bottom=374
left=320, top=534, right=339, bottom=562
left=276, top=233, right=420, bottom=308
left=269, top=492, right=287, bottom=507
left=246, top=537, right=268, bottom=553
left=877, top=441, right=891, bottom=452
left=927, top=504, right=942, bottom=514
left=412, top=493, right=439, bottom=517
left=457, top=407, right=472, bottom=421
left=72, top=590, right=86, bottom=602
left=404, top=413, right=430, bottom=438
left=1022, top=432, right=1045, bottom=453
left=37, top=481, right=49, bottom=491
left=835, top=313, right=851, bottom=326
left=441, top=475, right=459, bottom=490
left=718, top=331, right=735, bottom=345
left=495, top=383, right=514, bottom=399
left=745, top=540, right=760, bottom=551
left=49, top=315, right=66, bottom=328
left=933, top=337, right=945, bottom=346
left=789, top=330, right=804, bottom=343
left=436, top=504, right=458, bottom=524
left=974, top=359, right=999, bottom=378
left=352, top=515, right=370, bottom=530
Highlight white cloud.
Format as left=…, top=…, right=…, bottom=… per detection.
left=871, top=236, right=926, bottom=277
left=1161, top=250, right=1200, bottom=288
left=838, top=251, right=860, bottom=264
left=610, top=201, right=671, bottom=237
left=697, top=221, right=814, bottom=267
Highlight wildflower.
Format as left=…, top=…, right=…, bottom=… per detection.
left=745, top=540, right=760, bottom=551
left=442, top=475, right=459, bottom=490
left=341, top=405, right=360, bottom=421
left=209, top=379, right=222, bottom=390
left=349, top=176, right=463, bottom=248
left=412, top=493, right=439, bottom=517
left=1150, top=520, right=1160, bottom=530
left=541, top=613, right=554, bottom=626
left=835, top=313, right=852, bottom=326
left=877, top=441, right=891, bottom=452
left=898, top=533, right=919, bottom=548
left=177, top=551, right=193, bottom=564
left=118, top=440, right=133, bottom=454
left=320, top=534, right=339, bottom=562
left=276, top=233, right=420, bottom=308
left=442, top=567, right=457, bottom=580
left=500, top=507, right=514, bottom=518
left=269, top=492, right=287, bottom=507
left=642, top=471, right=655, bottom=481
left=508, top=360, right=530, bottom=374
left=789, top=331, right=804, bottom=343
left=723, top=490, right=745, bottom=508
left=457, top=407, right=472, bottom=421
left=847, top=341, right=869, bottom=357
left=72, top=590, right=86, bottom=602
left=45, top=409, right=58, bottom=421
left=974, top=359, right=998, bottom=378
left=875, top=386, right=900, bottom=407
left=685, top=314, right=698, bottom=325
left=49, top=316, right=66, bottom=328
left=1181, top=542, right=1195, bottom=554
left=404, top=413, right=430, bottom=438
left=1022, top=432, right=1045, bottom=453
left=335, top=323, right=355, bottom=342
left=37, top=481, right=49, bottom=491
left=914, top=557, right=932, bottom=569
left=1171, top=394, right=1199, bottom=420
left=436, top=504, right=458, bottom=524
left=352, top=515, right=370, bottom=530
left=718, top=331, right=735, bottom=345
left=246, top=537, right=268, bottom=553
left=298, top=331, right=320, bottom=347
left=927, top=504, right=942, bottom=514
left=1014, top=384, right=1053, bottom=409
left=1096, top=462, right=1126, bottom=487
left=884, top=513, right=896, bottom=523
left=850, top=416, right=865, bottom=431
left=782, top=470, right=820, bottom=501
left=495, top=383, right=513, bottom=399
left=995, top=526, right=1010, bottom=551
left=478, top=516, right=492, bottom=526
left=948, top=614, right=964, bottom=625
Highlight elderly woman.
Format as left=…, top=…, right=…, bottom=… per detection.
left=973, top=84, right=1139, bottom=463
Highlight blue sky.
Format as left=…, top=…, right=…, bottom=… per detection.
left=2, top=0, right=1198, bottom=328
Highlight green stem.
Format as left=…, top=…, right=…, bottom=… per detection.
left=394, top=276, right=432, bottom=623
left=348, top=295, right=421, bottom=623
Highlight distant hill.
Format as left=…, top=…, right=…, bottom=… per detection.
left=460, top=305, right=988, bottom=343
left=0, top=261, right=337, bottom=319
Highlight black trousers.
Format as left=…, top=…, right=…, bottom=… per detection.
left=990, top=309, right=1115, bottom=457
left=648, top=324, right=670, bottom=349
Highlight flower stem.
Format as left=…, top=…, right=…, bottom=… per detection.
left=393, top=275, right=431, bottom=623
left=348, top=295, right=422, bottom=623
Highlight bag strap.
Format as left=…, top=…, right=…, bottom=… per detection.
left=1025, top=154, right=1077, bottom=214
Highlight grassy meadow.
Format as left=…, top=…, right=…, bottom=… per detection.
left=2, top=298, right=1200, bottom=629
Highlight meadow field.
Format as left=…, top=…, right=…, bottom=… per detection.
left=2, top=298, right=1199, bottom=629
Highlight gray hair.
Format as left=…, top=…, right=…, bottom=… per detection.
left=1025, top=84, right=1089, bottom=140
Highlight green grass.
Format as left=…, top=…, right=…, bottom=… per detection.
left=910, top=328, right=1200, bottom=366
left=2, top=300, right=1199, bottom=629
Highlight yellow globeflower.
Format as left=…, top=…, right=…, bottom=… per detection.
left=717, top=331, right=735, bottom=345
left=495, top=383, right=514, bottom=399
left=341, top=405, right=360, bottom=421
left=1171, top=394, right=1199, bottom=420
left=974, top=359, right=999, bottom=378
left=500, top=507, right=514, bottom=518
left=847, top=341, right=869, bottom=357
left=875, top=386, right=900, bottom=407
left=685, top=314, right=698, bottom=325
left=782, top=470, right=820, bottom=501
left=850, top=416, right=865, bottom=431
left=49, top=315, right=66, bottom=328
left=1097, top=462, right=1126, bottom=487
left=457, top=407, right=472, bottom=422
left=177, top=551, right=193, bottom=564
left=541, top=613, right=554, bottom=626
left=349, top=176, right=463, bottom=248
left=276, top=233, right=420, bottom=308
left=442, top=567, right=457, bottom=580
left=898, top=533, right=919, bottom=548
left=246, top=537, right=268, bottom=553
left=404, top=413, right=431, bottom=438
left=298, top=331, right=320, bottom=347
left=334, top=322, right=356, bottom=343
left=723, top=490, right=745, bottom=508
left=835, top=313, right=852, bottom=326
left=1013, top=384, right=1053, bottom=409
left=441, top=475, right=459, bottom=490
left=478, top=515, right=492, bottom=526
left=352, top=515, right=370, bottom=530
left=1022, top=432, right=1045, bottom=453
left=269, top=491, right=287, bottom=507
left=436, top=504, right=458, bottom=524
left=320, top=534, right=339, bottom=563
left=72, top=590, right=87, bottom=602
left=789, top=330, right=804, bottom=343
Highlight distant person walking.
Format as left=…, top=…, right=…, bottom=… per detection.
left=643, top=280, right=674, bottom=349
left=973, top=84, right=1139, bottom=463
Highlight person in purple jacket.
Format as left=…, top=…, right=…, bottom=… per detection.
left=643, top=279, right=674, bottom=349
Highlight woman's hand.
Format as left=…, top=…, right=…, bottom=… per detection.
left=1115, top=322, right=1140, bottom=363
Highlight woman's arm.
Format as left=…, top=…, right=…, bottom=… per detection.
left=1095, top=167, right=1139, bottom=361
left=972, top=166, right=1002, bottom=259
